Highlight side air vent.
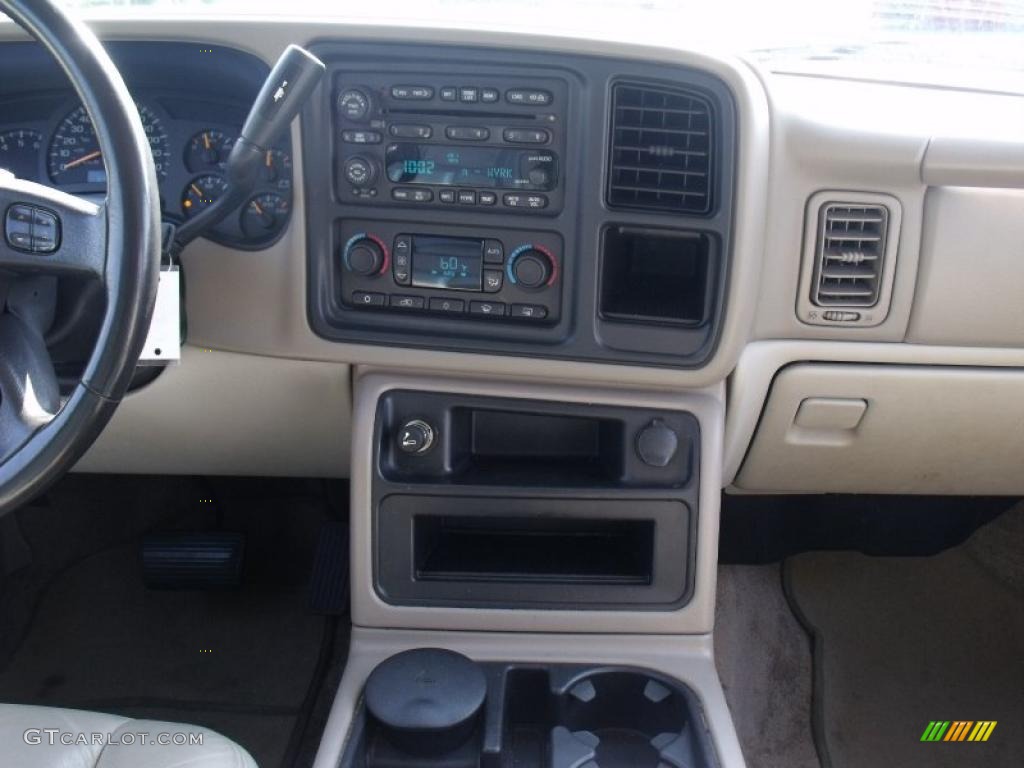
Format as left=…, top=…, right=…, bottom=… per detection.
left=813, top=203, right=889, bottom=306
left=608, top=83, right=713, bottom=214
left=798, top=192, right=902, bottom=327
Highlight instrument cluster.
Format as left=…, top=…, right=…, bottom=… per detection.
left=0, top=96, right=293, bottom=249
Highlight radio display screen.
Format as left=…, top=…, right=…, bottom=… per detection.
left=385, top=144, right=556, bottom=190
left=411, top=235, right=483, bottom=291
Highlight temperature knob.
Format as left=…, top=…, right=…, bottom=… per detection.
left=507, top=245, right=556, bottom=290
left=343, top=234, right=388, bottom=276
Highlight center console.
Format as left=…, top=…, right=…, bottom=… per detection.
left=302, top=42, right=737, bottom=367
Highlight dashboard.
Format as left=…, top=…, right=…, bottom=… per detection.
left=1, top=17, right=1022, bottom=499
left=0, top=41, right=294, bottom=249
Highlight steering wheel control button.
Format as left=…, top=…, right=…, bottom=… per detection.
left=397, top=420, right=435, bottom=455
left=352, top=291, right=385, bottom=307
left=470, top=300, right=506, bottom=318
left=5, top=204, right=60, bottom=253
left=636, top=419, right=680, bottom=468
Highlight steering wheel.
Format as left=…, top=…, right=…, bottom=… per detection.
left=0, top=0, right=160, bottom=514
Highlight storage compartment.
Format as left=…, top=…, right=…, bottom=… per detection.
left=377, top=496, right=692, bottom=609
left=378, top=391, right=698, bottom=489
left=460, top=409, right=626, bottom=484
left=341, top=653, right=720, bottom=768
left=736, top=363, right=1024, bottom=495
left=600, top=226, right=711, bottom=325
left=414, top=516, right=654, bottom=585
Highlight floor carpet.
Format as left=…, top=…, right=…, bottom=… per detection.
left=786, top=504, right=1024, bottom=768
left=0, top=476, right=350, bottom=768
left=715, top=564, right=820, bottom=768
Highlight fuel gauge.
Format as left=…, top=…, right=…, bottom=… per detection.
left=240, top=192, right=289, bottom=239
left=182, top=174, right=227, bottom=218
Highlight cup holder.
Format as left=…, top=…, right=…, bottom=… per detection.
left=551, top=671, right=708, bottom=768
left=344, top=653, right=718, bottom=768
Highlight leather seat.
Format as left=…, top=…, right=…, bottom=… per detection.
left=0, top=704, right=257, bottom=767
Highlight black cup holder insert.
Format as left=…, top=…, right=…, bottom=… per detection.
left=342, top=652, right=719, bottom=768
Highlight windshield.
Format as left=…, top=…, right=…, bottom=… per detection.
left=54, top=0, right=1024, bottom=93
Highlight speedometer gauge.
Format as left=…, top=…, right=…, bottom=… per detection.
left=0, top=129, right=43, bottom=180
left=48, top=104, right=170, bottom=186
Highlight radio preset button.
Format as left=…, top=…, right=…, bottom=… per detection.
left=503, top=128, right=550, bottom=144
left=457, top=190, right=477, bottom=205
left=352, top=291, right=385, bottom=307
left=440, top=87, right=458, bottom=102
left=478, top=191, right=497, bottom=206
left=391, top=295, right=426, bottom=310
left=390, top=124, right=432, bottom=139
left=470, top=301, right=506, bottom=317
left=438, top=189, right=456, bottom=203
left=429, top=297, right=466, bottom=314
left=341, top=130, right=382, bottom=144
left=483, top=240, right=504, bottom=263
left=483, top=270, right=504, bottom=293
left=446, top=126, right=490, bottom=141
left=511, top=304, right=549, bottom=320
left=506, top=89, right=553, bottom=106
left=391, top=85, right=433, bottom=100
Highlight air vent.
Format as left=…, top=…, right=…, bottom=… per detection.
left=812, top=203, right=889, bottom=307
left=608, top=83, right=713, bottom=214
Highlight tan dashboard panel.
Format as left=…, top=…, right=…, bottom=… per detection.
left=736, top=363, right=1024, bottom=495
left=75, top=346, right=351, bottom=477
left=908, top=186, right=1024, bottom=347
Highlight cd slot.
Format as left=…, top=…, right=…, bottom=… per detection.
left=386, top=107, right=542, bottom=120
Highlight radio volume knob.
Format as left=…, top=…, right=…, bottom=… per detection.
left=337, top=88, right=372, bottom=122
left=344, top=235, right=387, bottom=276
left=509, top=246, right=555, bottom=290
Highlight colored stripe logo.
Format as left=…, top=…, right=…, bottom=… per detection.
left=921, top=721, right=997, bottom=742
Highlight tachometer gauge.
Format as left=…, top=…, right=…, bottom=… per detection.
left=240, top=192, right=289, bottom=239
left=258, top=149, right=292, bottom=194
left=48, top=104, right=170, bottom=186
left=185, top=130, right=234, bottom=173
left=0, top=129, right=43, bottom=180
left=182, top=174, right=227, bottom=218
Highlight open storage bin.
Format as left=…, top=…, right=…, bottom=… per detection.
left=341, top=649, right=720, bottom=768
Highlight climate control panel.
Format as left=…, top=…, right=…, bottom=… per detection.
left=337, top=220, right=562, bottom=323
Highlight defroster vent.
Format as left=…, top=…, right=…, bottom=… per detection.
left=813, top=203, right=890, bottom=307
left=608, top=83, right=713, bottom=214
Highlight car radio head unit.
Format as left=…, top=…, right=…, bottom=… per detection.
left=384, top=144, right=557, bottom=191
left=333, top=72, right=567, bottom=214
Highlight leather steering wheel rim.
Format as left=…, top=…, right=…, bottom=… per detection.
left=0, top=0, right=160, bottom=513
